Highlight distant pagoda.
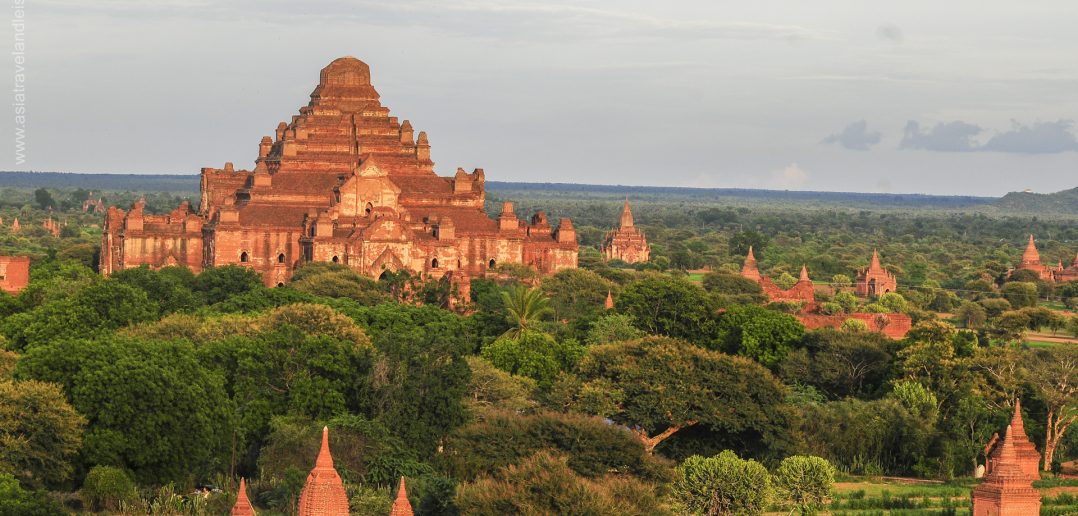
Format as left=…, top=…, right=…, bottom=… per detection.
left=855, top=250, right=897, bottom=297
left=601, top=199, right=650, bottom=263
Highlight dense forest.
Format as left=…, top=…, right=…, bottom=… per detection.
left=2, top=182, right=1078, bottom=514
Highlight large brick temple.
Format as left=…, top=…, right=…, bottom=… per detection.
left=101, top=57, right=578, bottom=287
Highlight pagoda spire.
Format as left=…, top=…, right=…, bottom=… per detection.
left=972, top=417, right=1042, bottom=515
left=1022, top=234, right=1041, bottom=265
left=619, top=197, right=634, bottom=228
left=870, top=249, right=882, bottom=270
left=230, top=478, right=255, bottom=516
left=799, top=264, right=810, bottom=282
left=604, top=290, right=614, bottom=310
left=297, top=426, right=349, bottom=516
left=741, top=246, right=761, bottom=281
left=390, top=477, right=415, bottom=516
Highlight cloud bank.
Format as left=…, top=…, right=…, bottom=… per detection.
left=901, top=120, right=1078, bottom=153
left=822, top=120, right=882, bottom=150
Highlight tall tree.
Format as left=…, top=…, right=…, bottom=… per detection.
left=33, top=188, right=56, bottom=210
left=0, top=380, right=85, bottom=488
left=1027, top=347, right=1078, bottom=471
left=572, top=337, right=785, bottom=454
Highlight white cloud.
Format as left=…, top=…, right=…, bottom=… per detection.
left=769, top=163, right=809, bottom=190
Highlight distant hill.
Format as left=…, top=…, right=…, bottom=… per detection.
left=0, top=171, right=1003, bottom=210
left=0, top=171, right=198, bottom=192
left=994, top=186, right=1078, bottom=214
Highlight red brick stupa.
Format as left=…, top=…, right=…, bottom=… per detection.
left=972, top=410, right=1042, bottom=515
left=987, top=399, right=1041, bottom=479
left=297, top=427, right=350, bottom=516
left=230, top=477, right=255, bottom=516
left=739, top=247, right=815, bottom=305
left=389, top=477, right=414, bottom=516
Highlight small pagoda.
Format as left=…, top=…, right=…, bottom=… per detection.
left=972, top=400, right=1042, bottom=515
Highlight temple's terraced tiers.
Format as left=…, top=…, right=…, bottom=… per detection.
left=101, top=57, right=578, bottom=290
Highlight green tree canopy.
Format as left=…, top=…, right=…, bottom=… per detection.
left=715, top=305, right=804, bottom=367
left=481, top=331, right=584, bottom=386
left=615, top=276, right=719, bottom=344
left=572, top=337, right=786, bottom=455
left=540, top=268, right=616, bottom=322
left=16, top=337, right=232, bottom=485
left=0, top=379, right=85, bottom=488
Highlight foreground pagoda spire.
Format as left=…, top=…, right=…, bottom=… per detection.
left=297, top=427, right=350, bottom=516
left=987, top=399, right=1041, bottom=479
left=389, top=477, right=414, bottom=516
left=231, top=478, right=255, bottom=516
left=973, top=400, right=1042, bottom=515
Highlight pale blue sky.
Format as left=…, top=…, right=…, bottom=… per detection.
left=7, top=0, right=1078, bottom=195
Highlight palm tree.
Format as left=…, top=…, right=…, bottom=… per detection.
left=501, top=285, right=553, bottom=338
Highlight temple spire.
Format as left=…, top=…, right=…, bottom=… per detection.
left=1010, top=399, right=1029, bottom=441
left=799, top=264, right=810, bottom=282
left=604, top=290, right=614, bottom=310
left=1022, top=234, right=1041, bottom=265
left=741, top=246, right=761, bottom=281
left=619, top=197, right=634, bottom=228
left=870, top=249, right=882, bottom=270
left=390, top=477, right=415, bottom=516
left=316, top=426, right=333, bottom=468
left=297, top=426, right=349, bottom=516
left=231, top=478, right=255, bottom=516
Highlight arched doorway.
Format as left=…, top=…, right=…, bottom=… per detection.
left=431, top=258, right=439, bottom=269
left=489, top=258, right=496, bottom=269
left=240, top=251, right=249, bottom=263
left=331, top=255, right=339, bottom=263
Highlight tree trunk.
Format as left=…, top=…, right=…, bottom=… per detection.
left=1044, top=408, right=1078, bottom=472
left=633, top=421, right=697, bottom=455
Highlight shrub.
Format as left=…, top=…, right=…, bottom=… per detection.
left=81, top=465, right=137, bottom=512
left=773, top=455, right=836, bottom=514
left=0, top=473, right=64, bottom=516
left=455, top=451, right=668, bottom=515
left=673, top=450, right=772, bottom=515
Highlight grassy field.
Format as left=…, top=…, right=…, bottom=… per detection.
left=1026, top=340, right=1062, bottom=348
left=823, top=477, right=1078, bottom=515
